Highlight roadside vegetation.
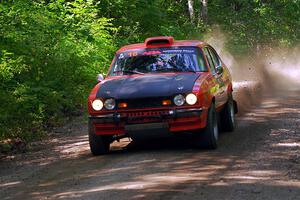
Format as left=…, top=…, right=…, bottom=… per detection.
left=0, top=0, right=299, bottom=144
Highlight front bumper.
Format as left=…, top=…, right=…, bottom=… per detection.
left=89, top=108, right=206, bottom=136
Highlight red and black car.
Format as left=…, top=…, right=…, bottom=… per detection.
left=88, top=36, right=237, bottom=155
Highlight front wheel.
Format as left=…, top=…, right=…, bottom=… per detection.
left=88, top=120, right=111, bottom=155
left=195, top=102, right=219, bottom=149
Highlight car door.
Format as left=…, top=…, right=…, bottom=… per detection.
left=208, top=47, right=228, bottom=105
left=202, top=46, right=227, bottom=108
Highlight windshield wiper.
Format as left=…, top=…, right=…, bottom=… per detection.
left=156, top=68, right=196, bottom=73
left=113, top=70, right=144, bottom=75
left=185, top=69, right=196, bottom=73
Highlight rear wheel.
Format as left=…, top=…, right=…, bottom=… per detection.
left=220, top=94, right=236, bottom=132
left=195, top=102, right=219, bottom=149
left=88, top=120, right=111, bottom=155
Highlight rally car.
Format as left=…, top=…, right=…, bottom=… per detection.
left=88, top=36, right=237, bottom=155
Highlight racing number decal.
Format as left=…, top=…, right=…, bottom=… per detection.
left=128, top=52, right=138, bottom=57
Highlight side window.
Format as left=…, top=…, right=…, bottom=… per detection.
left=203, top=47, right=216, bottom=74
left=208, top=47, right=221, bottom=68
left=197, top=49, right=208, bottom=71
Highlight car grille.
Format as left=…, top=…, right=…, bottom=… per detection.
left=117, top=97, right=173, bottom=109
left=125, top=110, right=171, bottom=124
left=126, top=110, right=170, bottom=117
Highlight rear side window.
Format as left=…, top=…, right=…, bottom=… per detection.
left=208, top=47, right=221, bottom=68
left=203, top=47, right=216, bottom=74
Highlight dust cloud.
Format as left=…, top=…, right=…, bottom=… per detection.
left=262, top=46, right=300, bottom=91
left=204, top=29, right=262, bottom=83
left=203, top=28, right=300, bottom=113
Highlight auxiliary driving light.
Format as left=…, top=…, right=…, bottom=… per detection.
left=92, top=99, right=103, bottom=111
left=186, top=93, right=197, bottom=105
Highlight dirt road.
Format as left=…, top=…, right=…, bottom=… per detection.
left=1, top=89, right=300, bottom=200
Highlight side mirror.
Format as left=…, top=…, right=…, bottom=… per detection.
left=216, top=65, right=223, bottom=75
left=97, top=74, right=104, bottom=82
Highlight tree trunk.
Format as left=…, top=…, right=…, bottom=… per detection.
left=200, top=0, right=208, bottom=23
left=187, top=0, right=195, bottom=23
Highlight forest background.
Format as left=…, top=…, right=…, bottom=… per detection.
left=0, top=0, right=299, bottom=141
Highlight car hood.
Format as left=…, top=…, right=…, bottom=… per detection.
left=96, top=73, right=200, bottom=99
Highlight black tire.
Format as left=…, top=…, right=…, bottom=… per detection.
left=220, top=94, right=236, bottom=132
left=88, top=120, right=111, bottom=155
left=195, top=102, right=219, bottom=149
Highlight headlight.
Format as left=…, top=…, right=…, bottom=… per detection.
left=104, top=98, right=116, bottom=110
left=174, top=94, right=185, bottom=106
left=186, top=93, right=197, bottom=105
left=92, top=99, right=103, bottom=111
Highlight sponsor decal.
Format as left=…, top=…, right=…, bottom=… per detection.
left=118, top=53, right=124, bottom=59
left=209, top=85, right=219, bottom=94
left=143, top=51, right=161, bottom=55
left=119, top=47, right=197, bottom=58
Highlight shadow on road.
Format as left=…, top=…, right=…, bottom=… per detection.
left=1, top=92, right=300, bottom=200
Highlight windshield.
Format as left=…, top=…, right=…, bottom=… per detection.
left=110, top=47, right=207, bottom=76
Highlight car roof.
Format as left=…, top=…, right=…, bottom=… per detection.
left=116, top=37, right=208, bottom=53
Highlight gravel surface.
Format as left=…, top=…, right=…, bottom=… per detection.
left=1, top=87, right=300, bottom=200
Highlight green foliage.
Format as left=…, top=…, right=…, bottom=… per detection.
left=1, top=0, right=299, bottom=141
left=96, top=0, right=206, bottom=44
left=209, top=0, right=300, bottom=54
left=0, top=0, right=115, bottom=141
